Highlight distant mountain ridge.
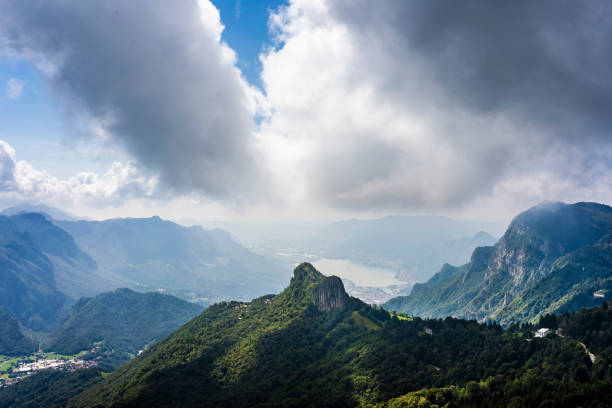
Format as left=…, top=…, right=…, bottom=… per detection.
left=1, top=202, right=82, bottom=221
left=7, top=212, right=102, bottom=301
left=55, top=215, right=289, bottom=302
left=385, top=202, right=612, bottom=324
left=0, top=214, right=67, bottom=331
left=196, top=216, right=499, bottom=286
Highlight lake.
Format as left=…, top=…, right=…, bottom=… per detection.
left=312, top=258, right=406, bottom=287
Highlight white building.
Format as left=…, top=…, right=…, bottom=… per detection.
left=535, top=328, right=551, bottom=338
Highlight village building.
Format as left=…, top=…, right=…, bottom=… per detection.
left=535, top=328, right=551, bottom=338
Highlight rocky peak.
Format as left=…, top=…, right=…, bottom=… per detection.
left=283, top=263, right=326, bottom=302
left=312, top=276, right=349, bottom=312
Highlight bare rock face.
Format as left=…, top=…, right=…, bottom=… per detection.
left=312, top=276, right=349, bottom=312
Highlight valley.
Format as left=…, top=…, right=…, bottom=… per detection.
left=1, top=1, right=609, bottom=405
left=0, top=351, right=96, bottom=386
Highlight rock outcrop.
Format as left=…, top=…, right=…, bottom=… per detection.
left=312, top=276, right=349, bottom=312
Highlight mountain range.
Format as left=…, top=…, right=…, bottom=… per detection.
left=196, top=216, right=499, bottom=290
left=0, top=201, right=611, bottom=407
left=385, top=202, right=612, bottom=325
left=66, top=263, right=611, bottom=407
left=0, top=207, right=288, bottom=317
left=54, top=216, right=288, bottom=302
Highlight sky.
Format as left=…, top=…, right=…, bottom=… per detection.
left=0, top=0, right=610, bottom=225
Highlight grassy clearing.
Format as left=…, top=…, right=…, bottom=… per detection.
left=390, top=312, right=413, bottom=321
left=351, top=311, right=381, bottom=330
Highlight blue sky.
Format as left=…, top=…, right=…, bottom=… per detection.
left=211, top=0, right=287, bottom=88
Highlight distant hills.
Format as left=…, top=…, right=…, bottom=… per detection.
left=385, top=202, right=612, bottom=325
left=49, top=288, right=202, bottom=369
left=7, top=212, right=102, bottom=302
left=311, top=217, right=498, bottom=282
left=196, top=216, right=499, bottom=288
left=55, top=216, right=289, bottom=302
left=0, top=202, right=82, bottom=221
left=68, top=263, right=612, bottom=407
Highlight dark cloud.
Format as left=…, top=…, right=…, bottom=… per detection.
left=0, top=0, right=262, bottom=200
left=332, top=0, right=612, bottom=142
left=259, top=0, right=612, bottom=212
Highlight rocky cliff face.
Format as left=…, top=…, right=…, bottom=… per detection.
left=384, top=202, right=612, bottom=325
left=487, top=202, right=610, bottom=289
left=312, top=276, right=349, bottom=312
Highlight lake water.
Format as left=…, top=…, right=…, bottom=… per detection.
left=312, top=258, right=405, bottom=287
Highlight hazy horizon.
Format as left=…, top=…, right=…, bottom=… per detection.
left=0, top=0, right=609, bottom=225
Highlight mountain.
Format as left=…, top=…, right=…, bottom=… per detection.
left=0, top=215, right=67, bottom=331
left=49, top=288, right=203, bottom=369
left=7, top=212, right=105, bottom=301
left=0, top=307, right=35, bottom=355
left=55, top=216, right=289, bottom=302
left=384, top=202, right=612, bottom=325
left=70, top=263, right=609, bottom=407
left=1, top=202, right=82, bottom=221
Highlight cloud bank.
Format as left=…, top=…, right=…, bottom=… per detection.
left=258, top=0, right=612, bottom=212
left=0, top=0, right=610, bottom=218
left=0, top=140, right=160, bottom=206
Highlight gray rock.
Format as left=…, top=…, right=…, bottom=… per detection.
left=312, top=276, right=349, bottom=312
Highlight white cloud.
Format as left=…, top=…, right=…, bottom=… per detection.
left=0, top=0, right=268, bottom=201
left=5, top=78, right=24, bottom=99
left=0, top=140, right=160, bottom=206
left=0, top=0, right=610, bottom=221
left=256, top=0, right=612, bottom=215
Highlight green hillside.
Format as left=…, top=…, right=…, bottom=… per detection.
left=49, top=288, right=202, bottom=369
left=0, top=368, right=102, bottom=408
left=69, top=263, right=609, bottom=407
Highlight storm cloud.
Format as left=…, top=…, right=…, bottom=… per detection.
left=331, top=0, right=612, bottom=142
left=0, top=0, right=610, bottom=217
left=0, top=0, right=263, bottom=200
left=259, top=0, right=612, bottom=212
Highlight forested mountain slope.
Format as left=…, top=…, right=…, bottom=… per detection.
left=49, top=288, right=203, bottom=369
left=69, top=263, right=609, bottom=408
left=0, top=307, right=34, bottom=355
